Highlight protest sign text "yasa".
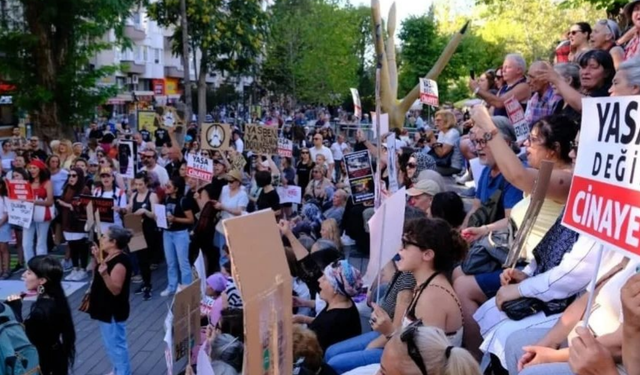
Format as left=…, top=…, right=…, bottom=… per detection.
left=245, top=124, right=278, bottom=155
left=563, top=96, right=640, bottom=258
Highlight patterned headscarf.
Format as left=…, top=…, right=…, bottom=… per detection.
left=323, top=260, right=363, bottom=298
left=411, top=152, right=436, bottom=183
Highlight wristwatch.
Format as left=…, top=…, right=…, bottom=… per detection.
left=483, top=128, right=499, bottom=142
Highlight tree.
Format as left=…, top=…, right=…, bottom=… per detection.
left=0, top=0, right=137, bottom=141
left=262, top=0, right=366, bottom=106
left=148, top=0, right=267, bottom=125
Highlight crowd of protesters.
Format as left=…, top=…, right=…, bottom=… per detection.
left=5, top=8, right=640, bottom=375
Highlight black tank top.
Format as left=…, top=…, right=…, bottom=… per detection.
left=494, top=77, right=527, bottom=117
left=406, top=271, right=440, bottom=321
left=132, top=191, right=154, bottom=227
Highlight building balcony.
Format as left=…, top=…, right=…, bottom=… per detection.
left=124, top=25, right=146, bottom=41
left=164, top=66, right=183, bottom=78
left=121, top=60, right=146, bottom=75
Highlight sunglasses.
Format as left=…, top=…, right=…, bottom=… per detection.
left=569, top=30, right=583, bottom=35
left=407, top=163, right=416, bottom=169
left=301, top=151, right=309, bottom=154
left=402, top=237, right=423, bottom=250
left=313, top=170, right=322, bottom=174
left=69, top=174, right=78, bottom=177
left=100, top=174, right=112, bottom=178
left=142, top=155, right=154, bottom=159
left=400, top=320, right=428, bottom=375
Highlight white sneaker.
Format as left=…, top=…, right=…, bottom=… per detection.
left=160, top=289, right=174, bottom=297
left=65, top=270, right=79, bottom=281
left=74, top=270, right=88, bottom=281
left=455, top=170, right=472, bottom=185
left=62, top=259, right=73, bottom=272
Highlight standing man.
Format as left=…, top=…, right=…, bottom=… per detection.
left=232, top=130, right=244, bottom=154
left=330, top=135, right=349, bottom=181
left=309, top=133, right=334, bottom=180
left=140, top=149, right=169, bottom=186
left=469, top=53, right=531, bottom=118
left=28, top=137, right=48, bottom=161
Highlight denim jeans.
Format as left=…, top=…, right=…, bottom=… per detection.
left=23, top=221, right=51, bottom=263
left=99, top=318, right=131, bottom=375
left=324, top=331, right=383, bottom=374
left=163, top=230, right=192, bottom=291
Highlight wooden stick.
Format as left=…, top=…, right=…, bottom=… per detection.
left=187, top=303, right=192, bottom=366
left=94, top=209, right=103, bottom=264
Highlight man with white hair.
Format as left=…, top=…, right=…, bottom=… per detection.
left=469, top=53, right=531, bottom=118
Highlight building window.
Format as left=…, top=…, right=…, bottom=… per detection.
left=143, top=46, right=148, bottom=63
left=154, top=48, right=162, bottom=64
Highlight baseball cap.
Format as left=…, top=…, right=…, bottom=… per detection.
left=406, top=179, right=441, bottom=197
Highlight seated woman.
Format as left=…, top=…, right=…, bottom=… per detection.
left=292, top=260, right=363, bottom=351
left=502, top=258, right=637, bottom=375
left=345, top=325, right=481, bottom=375
left=426, top=110, right=464, bottom=177
left=454, top=108, right=578, bottom=359
left=405, top=153, right=436, bottom=188
left=305, top=165, right=334, bottom=207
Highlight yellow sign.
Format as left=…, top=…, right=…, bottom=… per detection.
left=165, top=78, right=180, bottom=96
left=137, top=111, right=157, bottom=133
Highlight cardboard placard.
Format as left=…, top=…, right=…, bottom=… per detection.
left=562, top=96, right=640, bottom=259
left=123, top=214, right=146, bottom=252
left=245, top=124, right=278, bottom=155
left=201, top=123, right=231, bottom=151
left=344, top=150, right=375, bottom=204
left=118, top=140, right=136, bottom=179
left=186, top=153, right=214, bottom=182
left=350, top=88, right=362, bottom=119
left=80, top=195, right=114, bottom=223
left=370, top=112, right=389, bottom=138
left=171, top=279, right=200, bottom=374
left=7, top=200, right=34, bottom=228
left=276, top=186, right=302, bottom=204
left=7, top=181, right=33, bottom=201
left=277, top=138, right=293, bottom=158
left=419, top=78, right=439, bottom=107
left=157, top=106, right=184, bottom=128
left=222, top=210, right=293, bottom=375
left=230, top=154, right=247, bottom=172
left=504, top=96, right=529, bottom=143
left=137, top=110, right=157, bottom=133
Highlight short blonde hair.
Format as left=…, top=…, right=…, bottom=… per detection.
left=321, top=218, right=341, bottom=251
left=435, top=110, right=456, bottom=131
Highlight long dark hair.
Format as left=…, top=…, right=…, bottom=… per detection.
left=63, top=167, right=86, bottom=196
left=28, top=255, right=76, bottom=369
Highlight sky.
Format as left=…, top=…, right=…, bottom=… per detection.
left=352, top=0, right=432, bottom=24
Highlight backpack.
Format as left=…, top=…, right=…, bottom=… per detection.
left=0, top=303, right=40, bottom=375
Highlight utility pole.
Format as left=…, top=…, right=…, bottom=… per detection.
left=180, top=0, right=192, bottom=124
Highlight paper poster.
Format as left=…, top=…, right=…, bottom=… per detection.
left=171, top=280, right=200, bottom=374
left=386, top=133, right=399, bottom=194
left=138, top=110, right=157, bottom=133
left=231, top=153, right=247, bottom=172
left=222, top=210, right=293, bottom=375
left=123, top=214, right=146, bottom=252
left=80, top=195, right=114, bottom=223
left=419, top=78, right=439, bottom=107
left=7, top=200, right=34, bottom=228
left=364, top=188, right=406, bottom=286
left=344, top=150, right=375, bottom=204
left=504, top=96, right=529, bottom=143
left=157, top=106, right=184, bottom=128
left=194, top=250, right=207, bottom=299
left=276, top=186, right=302, bottom=204
left=370, top=113, right=389, bottom=138
left=154, top=204, right=168, bottom=229
left=163, top=310, right=174, bottom=375
left=350, top=88, right=362, bottom=119
left=277, top=138, right=293, bottom=158
left=118, top=140, right=136, bottom=179
left=186, top=153, right=214, bottom=182
left=245, top=124, right=278, bottom=155
left=562, top=96, right=640, bottom=259
left=7, top=181, right=33, bottom=201
left=201, top=123, right=231, bottom=151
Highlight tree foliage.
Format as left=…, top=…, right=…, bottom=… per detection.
left=0, top=0, right=137, bottom=139
left=262, top=0, right=368, bottom=106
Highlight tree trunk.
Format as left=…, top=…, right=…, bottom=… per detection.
left=197, top=53, right=207, bottom=126
left=180, top=0, right=192, bottom=124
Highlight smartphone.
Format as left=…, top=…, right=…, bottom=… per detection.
left=470, top=69, right=475, bottom=80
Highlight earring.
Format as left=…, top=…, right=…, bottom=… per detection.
left=37, top=285, right=45, bottom=295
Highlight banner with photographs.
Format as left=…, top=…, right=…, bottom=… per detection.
left=118, top=140, right=136, bottom=179
left=344, top=150, right=375, bottom=204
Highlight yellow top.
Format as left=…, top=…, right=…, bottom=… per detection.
left=510, top=195, right=565, bottom=262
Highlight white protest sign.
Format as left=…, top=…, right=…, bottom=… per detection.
left=504, top=96, right=529, bottom=143
left=8, top=200, right=34, bottom=229
left=277, top=138, right=293, bottom=158
left=364, top=187, right=406, bottom=287
left=419, top=78, right=439, bottom=107
left=154, top=204, right=169, bottom=229
left=562, top=96, right=640, bottom=259
left=350, top=88, right=362, bottom=119
left=386, top=133, right=399, bottom=194
left=194, top=250, right=207, bottom=298
left=186, top=153, right=214, bottom=182
left=370, top=112, right=389, bottom=139
left=276, top=186, right=302, bottom=204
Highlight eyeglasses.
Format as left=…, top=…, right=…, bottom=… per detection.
left=400, top=320, right=428, bottom=375
left=301, top=151, right=309, bottom=154
left=402, top=237, right=423, bottom=250
left=100, top=174, right=112, bottom=178
left=142, top=155, right=154, bottom=159
left=471, top=138, right=488, bottom=148
left=407, top=163, right=416, bottom=169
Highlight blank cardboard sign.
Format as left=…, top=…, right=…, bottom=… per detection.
left=223, top=209, right=293, bottom=375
